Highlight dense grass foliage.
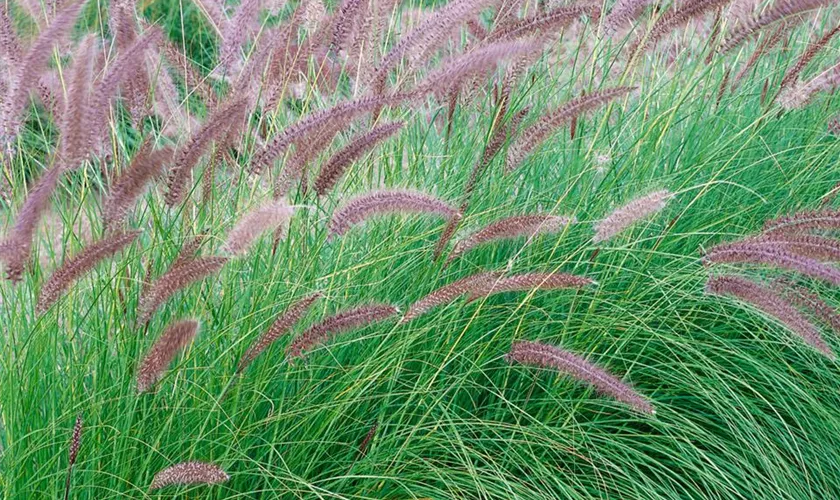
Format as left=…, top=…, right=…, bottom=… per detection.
left=3, top=0, right=840, bottom=497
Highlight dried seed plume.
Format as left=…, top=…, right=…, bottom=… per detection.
left=593, top=190, right=672, bottom=243
left=149, top=461, right=229, bottom=490
left=286, top=303, right=398, bottom=359
left=329, top=190, right=458, bottom=238
left=137, top=319, right=200, bottom=392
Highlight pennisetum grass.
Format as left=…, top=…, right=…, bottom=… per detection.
left=137, top=319, right=199, bottom=392
left=705, top=274, right=834, bottom=358
left=506, top=340, right=656, bottom=414
left=37, top=230, right=141, bottom=313
left=593, top=190, right=672, bottom=243
left=328, top=189, right=459, bottom=239
left=223, top=201, right=295, bottom=256
left=102, top=144, right=174, bottom=233
left=137, top=257, right=228, bottom=325
left=466, top=272, right=594, bottom=302
left=446, top=214, right=574, bottom=265
left=286, top=303, right=399, bottom=360
left=401, top=271, right=503, bottom=323
left=703, top=244, right=840, bottom=286
left=237, top=292, right=323, bottom=372
left=149, top=461, right=229, bottom=490
left=63, top=414, right=83, bottom=500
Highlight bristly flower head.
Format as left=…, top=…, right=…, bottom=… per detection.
left=286, top=303, right=398, bottom=360
left=137, top=320, right=200, bottom=392
left=593, top=189, right=672, bottom=243
left=37, top=230, right=140, bottom=313
left=223, top=201, right=295, bottom=256
left=329, top=189, right=458, bottom=239
left=506, top=340, right=655, bottom=414
left=138, top=257, right=228, bottom=324
left=466, top=272, right=594, bottom=302
left=238, top=292, right=323, bottom=372
left=705, top=274, right=834, bottom=358
left=447, top=214, right=574, bottom=264
left=149, top=461, right=229, bottom=490
left=401, top=271, right=503, bottom=323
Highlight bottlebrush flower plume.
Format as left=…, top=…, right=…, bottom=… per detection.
left=763, top=209, right=840, bottom=234
left=721, top=0, right=832, bottom=53
left=0, top=166, right=63, bottom=282
left=166, top=96, right=250, bottom=206
left=466, top=272, right=594, bottom=302
left=778, top=22, right=840, bottom=93
left=447, top=214, right=574, bottom=264
left=705, top=275, right=834, bottom=358
left=314, top=122, right=405, bottom=197
left=103, top=145, right=174, bottom=232
left=238, top=292, right=323, bottom=372
left=59, top=35, right=98, bottom=170
left=593, top=190, right=672, bottom=243
left=223, top=201, right=295, bottom=256
left=603, top=0, right=655, bottom=36
left=401, top=271, right=503, bottom=323
left=37, top=230, right=140, bottom=312
left=506, top=340, right=655, bottom=414
left=330, top=0, right=363, bottom=54
left=137, top=319, right=199, bottom=392
left=2, top=0, right=86, bottom=142
left=286, top=303, right=398, bottom=360
left=138, top=257, right=228, bottom=324
left=782, top=281, right=840, bottom=335
left=506, top=87, right=635, bottom=174
left=626, top=0, right=730, bottom=60
left=703, top=244, right=840, bottom=286
left=484, top=4, right=601, bottom=44
left=63, top=413, right=83, bottom=500
left=778, top=60, right=840, bottom=110
left=329, top=190, right=458, bottom=238
left=149, top=461, right=228, bottom=490
left=719, top=234, right=840, bottom=262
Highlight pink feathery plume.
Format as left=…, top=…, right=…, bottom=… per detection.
left=237, top=292, right=323, bottom=372
left=37, top=230, right=140, bottom=312
left=59, top=35, right=98, bottom=170
left=466, top=272, right=594, bottom=302
left=506, top=340, right=655, bottom=414
left=286, top=303, right=399, bottom=360
left=401, top=271, right=504, bottom=323
left=223, top=200, right=295, bottom=256
left=314, top=121, right=405, bottom=197
left=721, top=0, right=832, bottom=53
left=2, top=0, right=86, bottom=143
left=778, top=22, right=840, bottom=93
left=150, top=461, right=229, bottom=490
left=102, top=144, right=175, bottom=232
left=703, top=244, right=840, bottom=286
left=219, top=0, right=261, bottom=74
left=63, top=413, right=83, bottom=500
left=137, top=257, right=228, bottom=324
left=506, top=87, right=635, bottom=174
left=715, top=234, right=840, bottom=262
left=763, top=209, right=840, bottom=234
left=705, top=274, right=834, bottom=358
left=603, top=0, right=655, bottom=36
left=593, top=190, right=672, bottom=243
left=165, top=96, right=250, bottom=206
left=626, top=0, right=731, bottom=61
left=447, top=214, right=574, bottom=264
left=329, top=189, right=459, bottom=239
left=779, top=59, right=840, bottom=110
left=484, top=3, right=601, bottom=44
left=137, top=319, right=200, bottom=392
left=0, top=166, right=63, bottom=282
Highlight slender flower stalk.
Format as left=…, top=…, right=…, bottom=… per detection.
left=506, top=340, right=655, bottom=414
left=138, top=257, right=228, bottom=324
left=329, top=190, right=458, bottom=238
left=149, top=461, right=229, bottom=490
left=223, top=201, right=295, bottom=256
left=705, top=275, right=834, bottom=358
left=137, top=320, right=199, bottom=392
left=506, top=87, right=635, bottom=174
left=237, top=292, right=323, bottom=372
left=37, top=231, right=140, bottom=312
left=466, top=272, right=594, bottom=302
left=401, top=271, right=503, bottom=323
left=286, top=303, right=399, bottom=360
left=63, top=414, right=83, bottom=500
left=447, top=214, right=574, bottom=264
left=593, top=190, right=672, bottom=243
